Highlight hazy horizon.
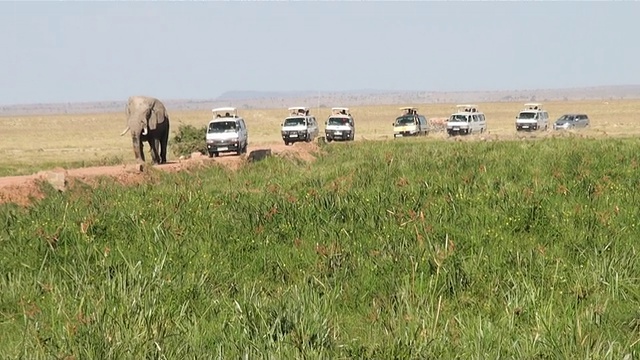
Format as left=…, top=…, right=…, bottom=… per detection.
left=1, top=2, right=639, bottom=106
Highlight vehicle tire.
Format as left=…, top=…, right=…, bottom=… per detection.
left=213, top=152, right=219, bottom=157
left=208, top=151, right=214, bottom=158
left=326, top=137, right=332, bottom=143
left=480, top=128, right=484, bottom=134
left=305, top=134, right=311, bottom=143
left=284, top=141, right=290, bottom=146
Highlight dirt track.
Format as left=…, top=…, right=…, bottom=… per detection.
left=0, top=142, right=319, bottom=206
left=0, top=129, right=619, bottom=206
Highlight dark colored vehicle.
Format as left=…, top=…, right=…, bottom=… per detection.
left=553, top=113, right=590, bottom=130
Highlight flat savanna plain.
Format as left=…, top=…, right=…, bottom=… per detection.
left=2, top=99, right=640, bottom=358
left=1, top=99, right=639, bottom=176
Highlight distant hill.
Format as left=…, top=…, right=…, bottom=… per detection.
left=2, top=85, right=640, bottom=116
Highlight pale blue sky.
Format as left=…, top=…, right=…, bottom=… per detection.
left=0, top=1, right=638, bottom=106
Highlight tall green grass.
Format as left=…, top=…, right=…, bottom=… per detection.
left=1, top=137, right=639, bottom=358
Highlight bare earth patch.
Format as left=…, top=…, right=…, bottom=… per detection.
left=0, top=142, right=320, bottom=206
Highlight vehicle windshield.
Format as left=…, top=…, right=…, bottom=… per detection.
left=557, top=115, right=576, bottom=122
left=449, top=114, right=469, bottom=122
left=284, top=117, right=306, bottom=127
left=518, top=112, right=536, bottom=119
left=328, top=117, right=351, bottom=126
left=394, top=115, right=416, bottom=126
left=208, top=121, right=237, bottom=133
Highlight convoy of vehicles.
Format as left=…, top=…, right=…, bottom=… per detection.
left=201, top=103, right=592, bottom=153
left=325, top=107, right=355, bottom=142
left=515, top=103, right=549, bottom=131
left=205, top=107, right=248, bottom=157
left=446, top=105, right=487, bottom=136
left=393, top=107, right=429, bottom=138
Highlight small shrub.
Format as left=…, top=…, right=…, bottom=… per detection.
left=172, top=124, right=207, bottom=157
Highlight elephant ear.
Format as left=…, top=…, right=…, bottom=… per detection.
left=144, top=103, right=157, bottom=131
left=147, top=101, right=160, bottom=131
left=148, top=99, right=168, bottom=131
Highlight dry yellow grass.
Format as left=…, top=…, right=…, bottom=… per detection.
left=1, top=99, right=639, bottom=174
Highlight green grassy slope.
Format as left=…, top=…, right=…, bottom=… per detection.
left=1, top=138, right=639, bottom=358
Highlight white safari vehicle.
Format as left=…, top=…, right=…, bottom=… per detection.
left=393, top=107, right=429, bottom=138
left=515, top=103, right=549, bottom=131
left=280, top=107, right=319, bottom=145
left=446, top=104, right=487, bottom=136
left=325, top=107, right=355, bottom=142
left=206, top=107, right=248, bottom=157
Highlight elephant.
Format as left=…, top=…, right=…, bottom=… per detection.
left=120, top=96, right=170, bottom=164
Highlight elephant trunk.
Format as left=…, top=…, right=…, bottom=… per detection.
left=132, top=133, right=145, bottom=163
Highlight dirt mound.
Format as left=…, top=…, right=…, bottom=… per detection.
left=273, top=141, right=321, bottom=162
left=0, top=180, right=45, bottom=207
left=0, top=143, right=318, bottom=206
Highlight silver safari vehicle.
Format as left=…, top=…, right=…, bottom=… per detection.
left=325, top=107, right=355, bottom=142
left=446, top=104, right=487, bottom=136
left=206, top=107, right=248, bottom=157
left=280, top=107, right=319, bottom=145
left=515, top=103, right=549, bottom=131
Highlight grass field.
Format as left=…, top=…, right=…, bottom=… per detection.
left=1, top=99, right=640, bottom=357
left=1, top=99, right=640, bottom=176
left=1, top=136, right=639, bottom=358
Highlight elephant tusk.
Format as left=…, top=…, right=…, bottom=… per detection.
left=120, top=126, right=130, bottom=136
left=142, top=127, right=148, bottom=136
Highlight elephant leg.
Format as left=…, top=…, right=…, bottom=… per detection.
left=150, top=138, right=161, bottom=164
left=160, top=127, right=169, bottom=164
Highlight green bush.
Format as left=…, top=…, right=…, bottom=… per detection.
left=172, top=124, right=207, bottom=157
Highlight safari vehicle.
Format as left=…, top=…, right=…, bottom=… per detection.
left=325, top=107, right=355, bottom=142
left=393, top=107, right=429, bottom=138
left=206, top=107, right=248, bottom=157
left=553, top=113, right=590, bottom=130
left=281, top=106, right=319, bottom=145
left=515, top=103, right=549, bottom=131
left=446, top=104, right=487, bottom=136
